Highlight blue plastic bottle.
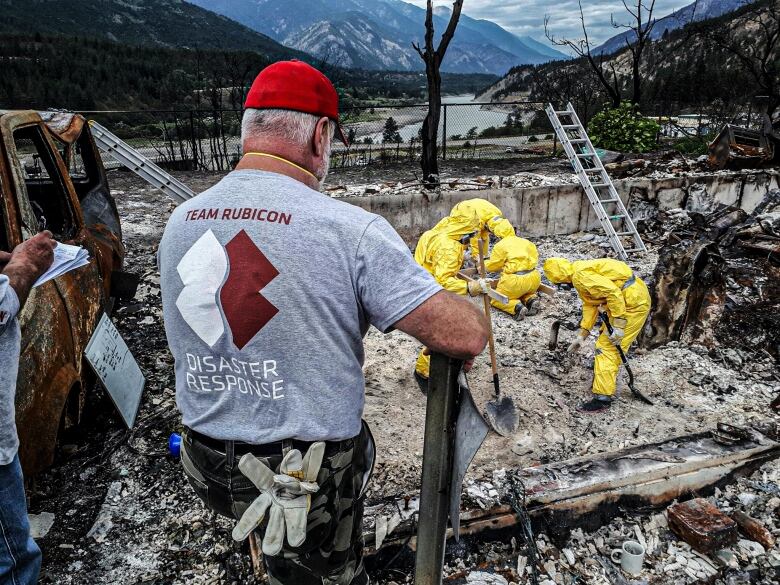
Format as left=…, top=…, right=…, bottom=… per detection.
left=168, top=432, right=182, bottom=458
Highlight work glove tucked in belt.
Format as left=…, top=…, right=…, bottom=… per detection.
left=232, top=442, right=326, bottom=556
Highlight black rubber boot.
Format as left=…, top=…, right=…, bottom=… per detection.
left=525, top=296, right=541, bottom=317
left=577, top=396, right=612, bottom=413
left=414, top=371, right=429, bottom=394
left=513, top=305, right=528, bottom=321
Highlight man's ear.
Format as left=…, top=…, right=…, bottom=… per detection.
left=312, top=116, right=330, bottom=157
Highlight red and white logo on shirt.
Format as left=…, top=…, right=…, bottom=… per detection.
left=176, top=229, right=279, bottom=350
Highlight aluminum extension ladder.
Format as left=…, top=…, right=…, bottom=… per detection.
left=545, top=102, right=646, bottom=260
left=88, top=120, right=195, bottom=204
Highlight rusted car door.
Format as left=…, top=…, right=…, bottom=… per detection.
left=46, top=113, right=125, bottom=301
left=0, top=111, right=111, bottom=475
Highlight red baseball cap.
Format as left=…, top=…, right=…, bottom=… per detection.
left=244, top=60, right=349, bottom=146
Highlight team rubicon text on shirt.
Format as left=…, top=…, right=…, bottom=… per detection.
left=184, top=207, right=292, bottom=225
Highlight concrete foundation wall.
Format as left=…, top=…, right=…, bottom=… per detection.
left=344, top=171, right=780, bottom=240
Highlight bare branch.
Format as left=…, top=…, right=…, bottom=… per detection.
left=621, top=0, right=639, bottom=20
left=435, top=0, right=464, bottom=59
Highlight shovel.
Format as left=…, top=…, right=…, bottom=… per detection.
left=477, top=241, right=519, bottom=436
left=599, top=312, right=653, bottom=405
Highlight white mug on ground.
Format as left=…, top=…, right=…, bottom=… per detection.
left=611, top=540, right=645, bottom=576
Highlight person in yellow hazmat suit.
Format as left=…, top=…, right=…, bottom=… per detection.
left=450, top=198, right=515, bottom=262
left=484, top=234, right=542, bottom=320
left=413, top=210, right=486, bottom=389
left=543, top=257, right=651, bottom=413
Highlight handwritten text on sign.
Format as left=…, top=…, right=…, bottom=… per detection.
left=85, top=313, right=145, bottom=428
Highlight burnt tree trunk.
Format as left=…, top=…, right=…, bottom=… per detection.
left=414, top=0, right=463, bottom=190
left=420, top=54, right=442, bottom=187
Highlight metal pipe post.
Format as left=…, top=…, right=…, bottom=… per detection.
left=189, top=111, right=198, bottom=170
left=414, top=353, right=461, bottom=585
left=442, top=104, right=447, bottom=160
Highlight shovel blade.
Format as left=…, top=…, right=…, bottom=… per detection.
left=629, top=384, right=654, bottom=405
left=449, top=380, right=489, bottom=540
left=485, top=396, right=519, bottom=437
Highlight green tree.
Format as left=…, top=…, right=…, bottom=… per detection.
left=382, top=116, right=402, bottom=143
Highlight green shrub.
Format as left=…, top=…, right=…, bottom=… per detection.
left=588, top=102, right=660, bottom=153
left=673, top=135, right=710, bottom=155
left=479, top=125, right=524, bottom=138
left=528, top=135, right=538, bottom=143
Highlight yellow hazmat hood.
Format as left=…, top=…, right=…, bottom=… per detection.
left=543, top=258, right=575, bottom=284
left=490, top=218, right=515, bottom=239
left=438, top=209, right=479, bottom=239
left=452, top=198, right=502, bottom=225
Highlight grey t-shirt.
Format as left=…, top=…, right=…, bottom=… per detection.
left=0, top=274, right=21, bottom=466
left=159, top=170, right=441, bottom=443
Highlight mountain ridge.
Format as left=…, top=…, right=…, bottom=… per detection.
left=595, top=0, right=748, bottom=55
left=476, top=0, right=776, bottom=120
left=187, top=0, right=568, bottom=75
left=0, top=0, right=305, bottom=59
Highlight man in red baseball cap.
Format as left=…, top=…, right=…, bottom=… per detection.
left=237, top=59, right=348, bottom=189
left=159, top=60, right=488, bottom=585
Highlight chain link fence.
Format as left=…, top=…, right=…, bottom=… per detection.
left=82, top=102, right=558, bottom=172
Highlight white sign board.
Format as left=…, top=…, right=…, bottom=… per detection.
left=84, top=313, right=145, bottom=428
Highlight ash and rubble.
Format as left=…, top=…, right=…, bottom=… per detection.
left=405, top=461, right=780, bottom=585
left=27, top=166, right=780, bottom=584
left=323, top=152, right=755, bottom=199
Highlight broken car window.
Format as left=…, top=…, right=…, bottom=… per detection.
left=11, top=126, right=77, bottom=240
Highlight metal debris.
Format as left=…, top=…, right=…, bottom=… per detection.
left=668, top=498, right=738, bottom=553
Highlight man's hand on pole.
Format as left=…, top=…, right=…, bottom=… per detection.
left=423, top=346, right=475, bottom=373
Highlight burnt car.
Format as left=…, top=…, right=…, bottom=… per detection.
left=0, top=110, right=126, bottom=476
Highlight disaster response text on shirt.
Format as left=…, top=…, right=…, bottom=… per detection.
left=183, top=353, right=284, bottom=399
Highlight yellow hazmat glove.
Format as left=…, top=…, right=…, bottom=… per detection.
left=608, top=317, right=627, bottom=345
left=568, top=328, right=590, bottom=353
left=467, top=278, right=490, bottom=297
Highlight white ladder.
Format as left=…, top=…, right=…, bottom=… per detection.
left=545, top=102, right=646, bottom=261
left=89, top=120, right=196, bottom=204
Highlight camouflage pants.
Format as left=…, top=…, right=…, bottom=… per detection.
left=180, top=423, right=375, bottom=585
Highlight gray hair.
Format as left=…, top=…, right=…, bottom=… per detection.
left=241, top=108, right=335, bottom=145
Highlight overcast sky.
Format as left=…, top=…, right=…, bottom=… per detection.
left=404, top=0, right=694, bottom=45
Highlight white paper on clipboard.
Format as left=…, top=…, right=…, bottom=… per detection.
left=84, top=313, right=145, bottom=428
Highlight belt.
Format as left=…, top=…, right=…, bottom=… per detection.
left=512, top=269, right=534, bottom=276
left=185, top=427, right=353, bottom=457
left=622, top=275, right=636, bottom=289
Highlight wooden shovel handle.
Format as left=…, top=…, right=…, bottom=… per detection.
left=477, top=239, right=499, bottom=380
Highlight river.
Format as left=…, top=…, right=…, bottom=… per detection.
left=362, top=94, right=513, bottom=144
